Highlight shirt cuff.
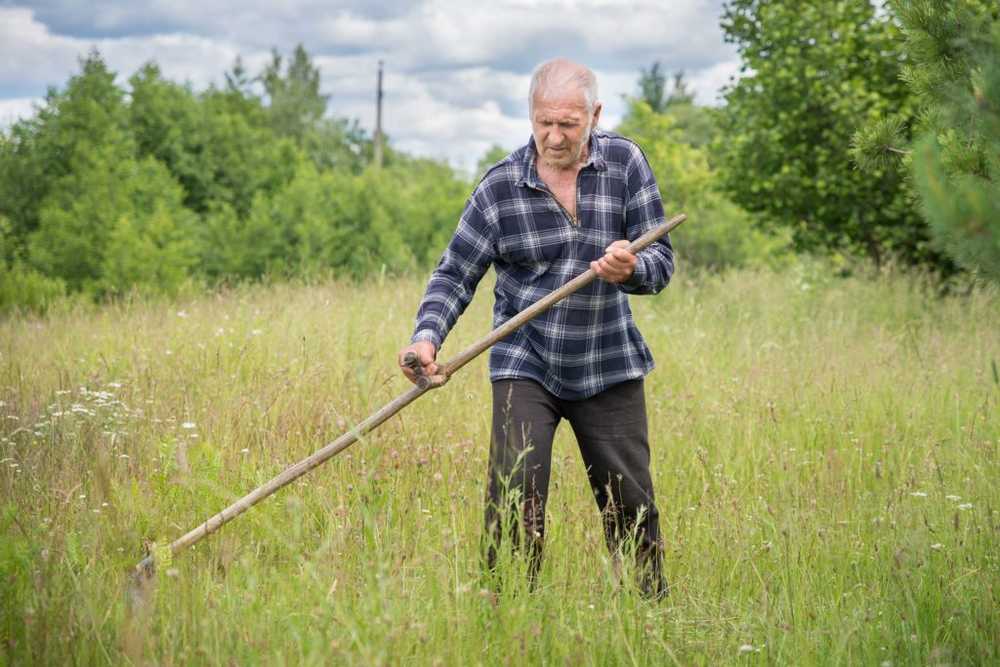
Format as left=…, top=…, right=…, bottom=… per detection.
left=618, top=254, right=647, bottom=293
left=411, top=328, right=442, bottom=349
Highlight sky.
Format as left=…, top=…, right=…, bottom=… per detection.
left=0, top=0, right=740, bottom=171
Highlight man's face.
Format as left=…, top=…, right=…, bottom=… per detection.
left=530, top=88, right=602, bottom=170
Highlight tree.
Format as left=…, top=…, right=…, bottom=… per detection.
left=129, top=64, right=204, bottom=210
left=28, top=150, right=197, bottom=295
left=634, top=65, right=714, bottom=148
left=665, top=71, right=695, bottom=109
left=638, top=62, right=668, bottom=113
left=0, top=50, right=129, bottom=251
left=853, top=1, right=1000, bottom=280
left=259, top=45, right=371, bottom=172
left=716, top=0, right=946, bottom=269
left=261, top=45, right=328, bottom=144
left=617, top=100, right=786, bottom=270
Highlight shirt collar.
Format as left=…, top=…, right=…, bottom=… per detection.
left=515, top=131, right=607, bottom=188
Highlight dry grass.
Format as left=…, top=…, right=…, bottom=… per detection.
left=1, top=264, right=998, bottom=665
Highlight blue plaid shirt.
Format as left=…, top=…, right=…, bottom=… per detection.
left=412, top=129, right=674, bottom=400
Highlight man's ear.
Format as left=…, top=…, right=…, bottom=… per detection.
left=591, top=102, right=603, bottom=128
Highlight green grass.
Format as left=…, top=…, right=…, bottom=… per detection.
left=1, top=265, right=998, bottom=665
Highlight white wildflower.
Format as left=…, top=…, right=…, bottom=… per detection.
left=181, top=422, right=196, bottom=430
left=909, top=491, right=927, bottom=497
left=739, top=644, right=755, bottom=654
left=930, top=543, right=944, bottom=550
left=957, top=503, right=973, bottom=511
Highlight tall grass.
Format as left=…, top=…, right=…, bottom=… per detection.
left=1, top=264, right=998, bottom=665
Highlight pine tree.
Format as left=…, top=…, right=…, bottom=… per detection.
left=261, top=44, right=328, bottom=144
left=637, top=62, right=668, bottom=113
left=853, top=1, right=1000, bottom=280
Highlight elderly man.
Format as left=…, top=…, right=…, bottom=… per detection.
left=398, top=58, right=673, bottom=598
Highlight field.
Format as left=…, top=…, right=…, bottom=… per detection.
left=2, top=265, right=999, bottom=665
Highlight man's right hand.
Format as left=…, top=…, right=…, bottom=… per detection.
left=398, top=340, right=438, bottom=384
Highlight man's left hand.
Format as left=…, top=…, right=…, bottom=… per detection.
left=591, top=240, right=636, bottom=284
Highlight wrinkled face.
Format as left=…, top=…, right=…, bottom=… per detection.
left=531, top=87, right=602, bottom=170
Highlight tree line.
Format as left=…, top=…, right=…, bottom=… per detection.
left=716, top=0, right=999, bottom=280
left=0, top=46, right=469, bottom=311
left=1, top=1, right=998, bottom=314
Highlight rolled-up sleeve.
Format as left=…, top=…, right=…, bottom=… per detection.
left=412, top=194, right=497, bottom=348
left=618, top=144, right=674, bottom=296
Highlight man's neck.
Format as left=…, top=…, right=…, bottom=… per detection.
left=537, top=146, right=588, bottom=181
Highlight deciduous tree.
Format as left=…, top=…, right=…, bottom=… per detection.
left=717, top=0, right=945, bottom=269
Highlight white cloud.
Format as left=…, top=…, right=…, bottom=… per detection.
left=688, top=59, right=742, bottom=105
left=1, top=1, right=738, bottom=166
left=0, top=98, right=40, bottom=127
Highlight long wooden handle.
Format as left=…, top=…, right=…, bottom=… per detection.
left=134, top=213, right=686, bottom=576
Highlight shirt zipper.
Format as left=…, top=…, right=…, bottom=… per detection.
left=541, top=171, right=582, bottom=227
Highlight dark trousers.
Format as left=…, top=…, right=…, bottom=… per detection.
left=484, top=378, right=667, bottom=597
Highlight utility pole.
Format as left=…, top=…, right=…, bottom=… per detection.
left=373, top=60, right=384, bottom=169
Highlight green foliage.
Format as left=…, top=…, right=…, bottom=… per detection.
left=128, top=63, right=205, bottom=210
left=197, top=155, right=470, bottom=282
left=261, top=44, right=371, bottom=173
left=262, top=45, right=328, bottom=144
left=617, top=100, right=788, bottom=270
left=0, top=216, right=64, bottom=314
left=99, top=168, right=199, bottom=297
left=633, top=66, right=715, bottom=148
left=854, top=1, right=1000, bottom=280
left=476, top=144, right=509, bottom=180
left=0, top=45, right=471, bottom=312
left=717, top=0, right=945, bottom=269
left=0, top=50, right=128, bottom=247
left=0, top=263, right=65, bottom=315
left=913, top=135, right=1000, bottom=281
left=28, top=150, right=196, bottom=296
left=193, top=90, right=301, bottom=219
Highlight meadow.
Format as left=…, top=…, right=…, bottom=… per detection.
left=1, top=263, right=998, bottom=665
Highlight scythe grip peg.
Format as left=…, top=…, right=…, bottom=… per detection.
left=402, top=351, right=447, bottom=390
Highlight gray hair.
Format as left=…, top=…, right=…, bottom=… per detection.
left=528, top=58, right=598, bottom=114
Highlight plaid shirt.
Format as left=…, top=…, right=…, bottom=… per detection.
left=412, top=129, right=674, bottom=400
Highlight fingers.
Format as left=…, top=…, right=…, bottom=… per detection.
left=398, top=341, right=438, bottom=384
left=591, top=240, right=636, bottom=283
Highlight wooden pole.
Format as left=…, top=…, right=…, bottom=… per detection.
left=133, top=213, right=686, bottom=577
left=373, top=60, right=384, bottom=169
